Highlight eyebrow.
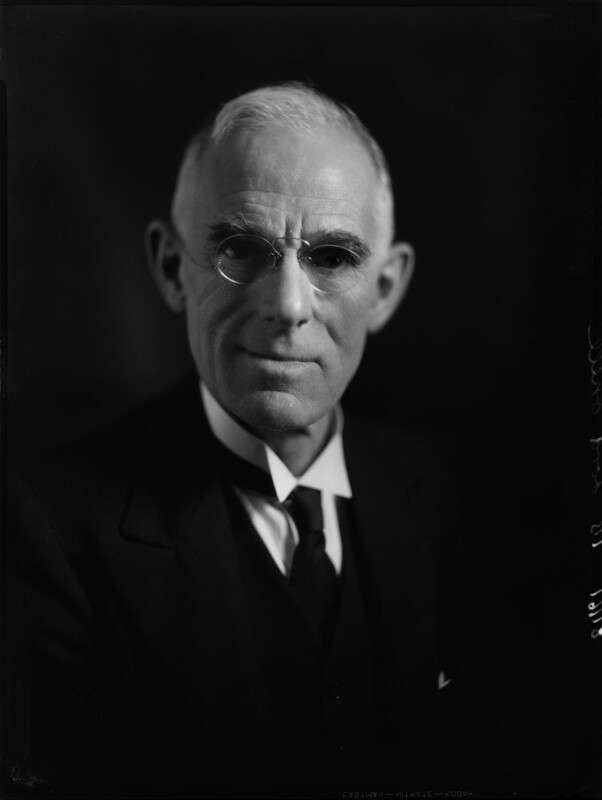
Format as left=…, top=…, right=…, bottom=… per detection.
left=207, top=218, right=372, bottom=260
left=206, top=217, right=262, bottom=244
left=307, top=229, right=371, bottom=260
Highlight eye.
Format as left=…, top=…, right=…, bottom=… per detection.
left=219, top=236, right=270, bottom=261
left=215, top=234, right=275, bottom=284
left=306, top=245, right=360, bottom=270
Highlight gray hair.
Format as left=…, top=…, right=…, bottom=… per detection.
left=172, top=82, right=395, bottom=243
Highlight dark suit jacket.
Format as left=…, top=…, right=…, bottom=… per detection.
left=4, top=372, right=591, bottom=798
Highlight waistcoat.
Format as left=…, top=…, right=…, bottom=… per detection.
left=227, top=489, right=389, bottom=789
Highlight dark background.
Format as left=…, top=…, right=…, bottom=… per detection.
left=5, top=4, right=597, bottom=446
left=3, top=3, right=601, bottom=790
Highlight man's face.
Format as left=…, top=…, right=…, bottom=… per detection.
left=175, top=124, right=397, bottom=434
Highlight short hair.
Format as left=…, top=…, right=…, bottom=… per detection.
left=172, top=82, right=395, bottom=244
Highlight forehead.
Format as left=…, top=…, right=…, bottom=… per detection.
left=183, top=125, right=383, bottom=240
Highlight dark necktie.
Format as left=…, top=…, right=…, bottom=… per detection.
left=284, top=486, right=339, bottom=641
left=214, top=441, right=339, bottom=638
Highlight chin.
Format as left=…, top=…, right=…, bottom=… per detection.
left=235, top=389, right=327, bottom=433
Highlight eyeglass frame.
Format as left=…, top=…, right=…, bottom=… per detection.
left=172, top=226, right=371, bottom=296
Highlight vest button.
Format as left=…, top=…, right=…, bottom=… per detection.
left=325, top=680, right=344, bottom=703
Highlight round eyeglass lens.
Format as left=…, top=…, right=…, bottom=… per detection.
left=303, top=245, right=362, bottom=293
left=216, top=235, right=275, bottom=284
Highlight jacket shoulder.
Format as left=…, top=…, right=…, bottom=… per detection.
left=9, top=372, right=206, bottom=551
left=342, top=412, right=443, bottom=481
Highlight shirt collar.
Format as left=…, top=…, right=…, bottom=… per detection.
left=200, top=382, right=352, bottom=502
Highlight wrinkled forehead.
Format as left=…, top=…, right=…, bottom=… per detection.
left=175, top=125, right=386, bottom=244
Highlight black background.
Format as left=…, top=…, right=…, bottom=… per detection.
left=4, top=3, right=601, bottom=789
left=5, top=4, right=596, bottom=444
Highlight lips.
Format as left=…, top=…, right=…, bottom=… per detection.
left=240, top=347, right=315, bottom=363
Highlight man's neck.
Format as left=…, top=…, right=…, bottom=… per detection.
left=255, top=414, right=334, bottom=477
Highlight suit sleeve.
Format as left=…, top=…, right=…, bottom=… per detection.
left=4, top=464, right=99, bottom=796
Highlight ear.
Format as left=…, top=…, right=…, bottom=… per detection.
left=367, top=241, right=415, bottom=334
left=145, top=219, right=187, bottom=313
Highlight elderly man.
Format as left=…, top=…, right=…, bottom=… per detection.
left=6, top=83, right=566, bottom=797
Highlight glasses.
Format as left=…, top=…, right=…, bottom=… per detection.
left=179, top=232, right=368, bottom=295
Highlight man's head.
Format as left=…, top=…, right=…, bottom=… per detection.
left=147, top=83, right=414, bottom=435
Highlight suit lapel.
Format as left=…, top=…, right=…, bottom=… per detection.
left=118, top=373, right=276, bottom=758
left=343, top=417, right=439, bottom=737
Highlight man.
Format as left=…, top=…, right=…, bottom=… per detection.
left=6, top=83, right=577, bottom=797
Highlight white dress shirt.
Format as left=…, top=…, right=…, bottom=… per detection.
left=200, top=383, right=352, bottom=576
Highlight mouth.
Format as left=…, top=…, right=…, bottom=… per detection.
left=240, top=347, right=315, bottom=365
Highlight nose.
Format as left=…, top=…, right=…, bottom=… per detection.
left=257, top=247, right=313, bottom=328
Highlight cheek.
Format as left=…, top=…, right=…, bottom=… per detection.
left=181, top=269, right=239, bottom=366
left=325, top=288, right=374, bottom=365
left=316, top=298, right=372, bottom=401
